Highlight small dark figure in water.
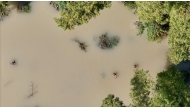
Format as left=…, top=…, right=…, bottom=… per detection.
left=50, top=1, right=53, bottom=5
left=134, top=64, right=138, bottom=68
left=11, top=60, right=16, bottom=65
left=113, top=73, right=117, bottom=79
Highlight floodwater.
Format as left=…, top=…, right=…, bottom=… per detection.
left=1, top=1, right=169, bottom=107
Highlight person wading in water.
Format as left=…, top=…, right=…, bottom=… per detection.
left=11, top=60, right=17, bottom=65
left=112, top=73, right=117, bottom=79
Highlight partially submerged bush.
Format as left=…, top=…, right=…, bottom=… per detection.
left=134, top=21, right=145, bottom=36
left=17, top=1, right=31, bottom=13
left=74, top=38, right=88, bottom=52
left=145, top=22, right=166, bottom=43
left=0, top=1, right=10, bottom=21
left=98, top=34, right=119, bottom=49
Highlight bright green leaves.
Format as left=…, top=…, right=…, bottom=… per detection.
left=54, top=1, right=112, bottom=30
left=136, top=1, right=170, bottom=25
left=167, top=2, right=190, bottom=64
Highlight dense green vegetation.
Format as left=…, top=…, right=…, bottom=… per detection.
left=151, top=66, right=190, bottom=106
left=54, top=1, right=112, bottom=30
left=101, top=94, right=125, bottom=107
left=102, top=66, right=190, bottom=107
left=0, top=1, right=10, bottom=21
left=123, top=1, right=190, bottom=65
left=129, top=69, right=153, bottom=107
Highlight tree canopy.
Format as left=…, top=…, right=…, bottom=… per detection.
left=167, top=2, right=190, bottom=64
left=102, top=66, right=190, bottom=107
left=101, top=94, right=125, bottom=107
left=151, top=66, right=190, bottom=106
left=123, top=1, right=190, bottom=64
left=129, top=69, right=154, bottom=107
left=54, top=1, right=112, bottom=30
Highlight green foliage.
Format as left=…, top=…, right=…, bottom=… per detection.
left=55, top=1, right=67, bottom=11
left=129, top=69, right=154, bottom=107
left=54, top=1, right=112, bottom=30
left=134, top=21, right=145, bottom=36
left=129, top=66, right=190, bottom=107
left=167, top=2, right=190, bottom=64
left=122, top=1, right=137, bottom=10
left=136, top=1, right=170, bottom=25
left=151, top=66, right=190, bottom=106
left=101, top=94, right=125, bottom=107
left=0, top=1, right=10, bottom=21
left=134, top=2, right=170, bottom=43
left=17, top=1, right=31, bottom=13
left=145, top=22, right=166, bottom=43
left=98, top=34, right=119, bottom=49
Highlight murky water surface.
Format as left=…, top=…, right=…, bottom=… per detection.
left=1, top=1, right=169, bottom=106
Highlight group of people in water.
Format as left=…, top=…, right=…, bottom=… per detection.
left=112, top=64, right=138, bottom=79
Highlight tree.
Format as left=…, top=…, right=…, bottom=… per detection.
left=129, top=69, right=154, bottom=107
left=0, top=1, right=10, bottom=21
left=167, top=2, right=190, bottom=64
left=133, top=2, right=170, bottom=43
left=136, top=1, right=170, bottom=25
left=54, top=1, right=112, bottom=30
left=151, top=66, right=190, bottom=107
left=101, top=94, right=125, bottom=107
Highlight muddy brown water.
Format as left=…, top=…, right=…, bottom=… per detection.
left=0, top=1, right=169, bottom=107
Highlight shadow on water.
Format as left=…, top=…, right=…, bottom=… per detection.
left=175, top=60, right=190, bottom=84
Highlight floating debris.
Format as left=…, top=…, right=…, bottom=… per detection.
left=11, top=60, right=17, bottom=65
left=98, top=33, right=119, bottom=49
left=28, top=81, right=38, bottom=98
left=74, top=38, right=88, bottom=52
left=50, top=1, right=59, bottom=11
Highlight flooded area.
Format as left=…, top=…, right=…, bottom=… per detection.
left=1, top=1, right=169, bottom=107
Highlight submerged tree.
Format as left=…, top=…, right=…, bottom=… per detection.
left=129, top=69, right=154, bottom=107
left=134, top=21, right=145, bottom=36
left=0, top=1, right=10, bottom=21
left=73, top=38, right=88, bottom=52
left=101, top=94, right=125, bottom=107
left=17, top=1, right=31, bottom=13
left=54, top=1, right=112, bottom=30
left=98, top=33, right=119, bottom=49
left=151, top=66, right=190, bottom=107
